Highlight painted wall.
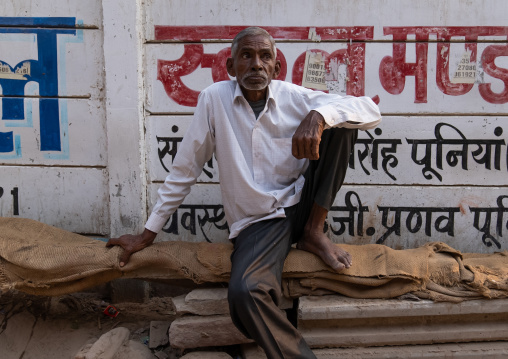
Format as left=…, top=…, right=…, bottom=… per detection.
left=1, top=0, right=507, bottom=253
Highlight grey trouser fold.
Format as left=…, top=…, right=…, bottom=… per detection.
left=228, top=128, right=358, bottom=359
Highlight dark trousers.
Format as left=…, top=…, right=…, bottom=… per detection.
left=228, top=128, right=358, bottom=359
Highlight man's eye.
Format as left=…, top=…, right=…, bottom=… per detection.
left=262, top=54, right=272, bottom=59
left=242, top=53, right=250, bottom=58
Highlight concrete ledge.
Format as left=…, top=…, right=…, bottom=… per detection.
left=313, top=342, right=508, bottom=359
left=298, top=296, right=508, bottom=320
left=298, top=295, right=508, bottom=348
left=301, top=321, right=508, bottom=348
left=242, top=342, right=508, bottom=359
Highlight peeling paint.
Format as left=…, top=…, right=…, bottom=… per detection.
left=307, top=27, right=321, bottom=42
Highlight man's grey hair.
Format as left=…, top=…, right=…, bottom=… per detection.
left=231, top=27, right=277, bottom=58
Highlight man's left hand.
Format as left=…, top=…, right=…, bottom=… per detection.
left=292, top=110, right=326, bottom=160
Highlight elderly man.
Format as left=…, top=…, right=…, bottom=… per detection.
left=108, top=27, right=381, bottom=358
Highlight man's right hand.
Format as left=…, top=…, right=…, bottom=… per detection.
left=106, top=229, right=157, bottom=267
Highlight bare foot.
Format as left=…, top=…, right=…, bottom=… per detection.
left=296, top=228, right=352, bottom=272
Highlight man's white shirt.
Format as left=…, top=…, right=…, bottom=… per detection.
left=145, top=80, right=381, bottom=238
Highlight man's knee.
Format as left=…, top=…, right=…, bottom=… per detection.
left=228, top=274, right=277, bottom=312
left=324, top=127, right=358, bottom=146
left=228, top=274, right=258, bottom=307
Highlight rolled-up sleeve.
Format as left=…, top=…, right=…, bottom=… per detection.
left=310, top=93, right=382, bottom=130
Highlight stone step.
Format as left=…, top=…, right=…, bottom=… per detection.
left=173, top=288, right=293, bottom=316
left=169, top=288, right=293, bottom=349
left=301, top=321, right=508, bottom=348
left=169, top=315, right=253, bottom=349
left=298, top=296, right=508, bottom=348
left=241, top=342, right=508, bottom=359
left=298, top=296, right=508, bottom=320
left=170, top=294, right=508, bottom=350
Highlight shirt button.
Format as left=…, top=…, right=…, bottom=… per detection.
left=273, top=192, right=278, bottom=196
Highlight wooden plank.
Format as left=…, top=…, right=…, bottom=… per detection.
left=145, top=41, right=508, bottom=114
left=0, top=167, right=108, bottom=234
left=148, top=183, right=508, bottom=253
left=0, top=98, right=107, bottom=166
left=146, top=115, right=508, bottom=186
left=0, top=29, right=104, bottom=98
left=145, top=0, right=507, bottom=41
left=1, top=1, right=102, bottom=28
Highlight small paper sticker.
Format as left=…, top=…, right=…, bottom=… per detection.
left=302, top=51, right=327, bottom=90
left=0, top=61, right=30, bottom=80
left=451, top=51, right=476, bottom=84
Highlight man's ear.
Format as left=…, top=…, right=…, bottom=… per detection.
left=226, top=58, right=236, bottom=77
left=272, top=60, right=281, bottom=79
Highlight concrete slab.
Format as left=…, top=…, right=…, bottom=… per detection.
left=173, top=288, right=292, bottom=316
left=313, top=342, right=508, bottom=358
left=298, top=295, right=508, bottom=348
left=173, top=288, right=293, bottom=315
left=298, top=295, right=508, bottom=320
left=301, top=322, right=508, bottom=348
left=169, top=315, right=253, bottom=349
left=242, top=342, right=508, bottom=359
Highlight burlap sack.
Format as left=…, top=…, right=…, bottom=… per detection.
left=1, top=217, right=507, bottom=301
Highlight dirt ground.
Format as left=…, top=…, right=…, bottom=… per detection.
left=0, top=290, right=186, bottom=359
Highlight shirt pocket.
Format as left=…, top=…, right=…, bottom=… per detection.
left=270, top=137, right=307, bottom=185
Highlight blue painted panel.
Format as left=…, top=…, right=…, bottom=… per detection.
left=0, top=132, right=13, bottom=152
left=0, top=17, right=78, bottom=154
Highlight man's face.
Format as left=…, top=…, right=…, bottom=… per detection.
left=226, top=34, right=281, bottom=101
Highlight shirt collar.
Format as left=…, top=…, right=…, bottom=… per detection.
left=233, top=80, right=277, bottom=107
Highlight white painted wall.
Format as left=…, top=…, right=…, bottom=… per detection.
left=0, top=0, right=507, bottom=253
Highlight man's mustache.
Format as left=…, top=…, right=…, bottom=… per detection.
left=242, top=72, right=268, bottom=80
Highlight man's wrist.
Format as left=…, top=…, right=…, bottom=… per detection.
left=310, top=110, right=326, bottom=130
left=141, top=228, right=157, bottom=245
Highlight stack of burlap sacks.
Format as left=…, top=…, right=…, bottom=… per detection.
left=2, top=217, right=508, bottom=358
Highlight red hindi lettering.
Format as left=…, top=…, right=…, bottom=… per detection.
left=379, top=27, right=429, bottom=103
left=479, top=43, right=508, bottom=104
left=157, top=44, right=204, bottom=107
left=436, top=42, right=476, bottom=96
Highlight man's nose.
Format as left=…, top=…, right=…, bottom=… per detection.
left=251, top=55, right=262, bottom=71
